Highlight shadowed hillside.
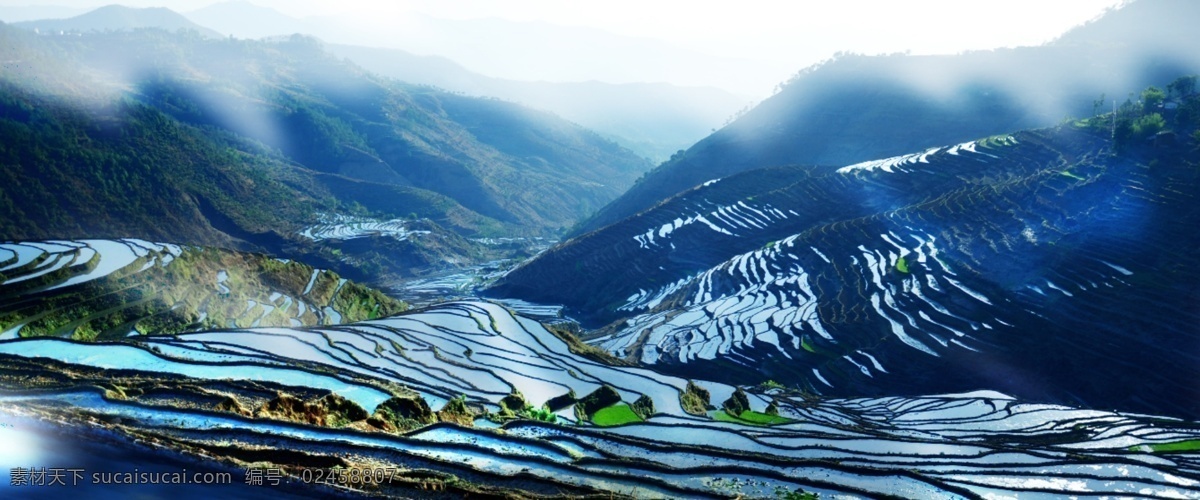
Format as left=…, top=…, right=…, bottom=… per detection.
left=492, top=83, right=1200, bottom=419
left=0, top=22, right=650, bottom=280
left=572, top=0, right=1200, bottom=236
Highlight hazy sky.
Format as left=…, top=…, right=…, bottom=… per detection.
left=341, top=1, right=1127, bottom=56
left=2, top=0, right=1128, bottom=95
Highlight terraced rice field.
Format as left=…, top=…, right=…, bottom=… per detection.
left=298, top=214, right=431, bottom=242
left=1, top=301, right=1197, bottom=497
left=528, top=127, right=1200, bottom=419
left=0, top=239, right=403, bottom=340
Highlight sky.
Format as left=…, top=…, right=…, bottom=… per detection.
left=0, top=0, right=1129, bottom=96
left=345, top=0, right=1127, bottom=56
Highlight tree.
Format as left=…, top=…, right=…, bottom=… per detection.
left=1093, top=93, right=1106, bottom=116
left=1119, top=96, right=1136, bottom=117
left=1132, top=113, right=1166, bottom=138
left=1142, top=86, right=1166, bottom=112
left=1167, top=75, right=1197, bottom=99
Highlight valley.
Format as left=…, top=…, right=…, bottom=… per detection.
left=1, top=0, right=1199, bottom=498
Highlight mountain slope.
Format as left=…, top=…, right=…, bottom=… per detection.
left=0, top=23, right=650, bottom=280
left=0, top=239, right=405, bottom=340
left=571, top=0, right=1200, bottom=236
left=328, top=44, right=748, bottom=162
left=183, top=2, right=751, bottom=162
left=13, top=4, right=222, bottom=38
left=0, top=78, right=318, bottom=245
left=3, top=21, right=650, bottom=235
left=491, top=92, right=1200, bottom=419
left=101, top=31, right=650, bottom=232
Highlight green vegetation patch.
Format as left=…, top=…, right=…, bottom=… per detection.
left=978, top=134, right=1016, bottom=149
left=758, top=380, right=786, bottom=390
left=774, top=487, right=819, bottom=500
left=518, top=405, right=558, bottom=424
left=1130, top=439, right=1200, bottom=454
left=574, top=384, right=622, bottom=421
left=895, top=256, right=910, bottom=273
left=713, top=410, right=794, bottom=427
left=736, top=410, right=794, bottom=425
left=591, top=403, right=643, bottom=427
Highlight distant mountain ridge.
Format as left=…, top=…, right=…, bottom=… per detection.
left=0, top=22, right=649, bottom=281
left=188, top=1, right=750, bottom=162
left=185, top=0, right=303, bottom=40
left=327, top=44, right=748, bottom=162
left=13, top=4, right=221, bottom=38
left=10, top=2, right=749, bottom=162
left=570, top=0, right=1200, bottom=236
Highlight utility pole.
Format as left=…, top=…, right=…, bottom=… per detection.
left=1112, top=100, right=1116, bottom=140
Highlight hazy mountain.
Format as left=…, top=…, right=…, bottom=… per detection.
left=13, top=4, right=222, bottom=38
left=177, top=0, right=748, bottom=161
left=179, top=1, right=750, bottom=162
left=185, top=0, right=307, bottom=40
left=0, top=23, right=649, bottom=280
left=328, top=44, right=748, bottom=162
left=570, top=0, right=1200, bottom=236
left=383, top=14, right=784, bottom=99
left=180, top=1, right=784, bottom=97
